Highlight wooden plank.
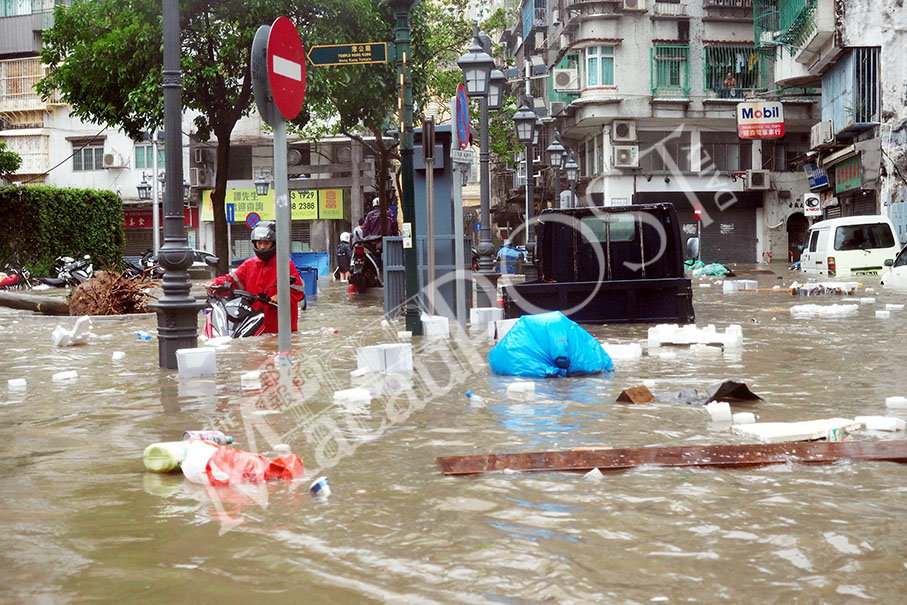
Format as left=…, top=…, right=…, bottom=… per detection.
left=435, top=440, right=907, bottom=476
left=0, top=291, right=69, bottom=315
left=616, top=385, right=655, bottom=404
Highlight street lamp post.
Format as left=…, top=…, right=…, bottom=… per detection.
left=387, top=0, right=421, bottom=334
left=564, top=150, right=579, bottom=209
left=458, top=24, right=497, bottom=307
left=513, top=98, right=539, bottom=282
left=546, top=129, right=565, bottom=209
left=149, top=0, right=203, bottom=369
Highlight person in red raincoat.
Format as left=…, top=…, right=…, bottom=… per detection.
left=205, top=221, right=305, bottom=333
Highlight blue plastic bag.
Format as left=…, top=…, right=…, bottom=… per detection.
left=488, top=311, right=614, bottom=377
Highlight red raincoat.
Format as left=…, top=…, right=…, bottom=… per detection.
left=210, top=256, right=304, bottom=333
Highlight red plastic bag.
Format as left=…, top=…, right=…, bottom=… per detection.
left=182, top=439, right=304, bottom=486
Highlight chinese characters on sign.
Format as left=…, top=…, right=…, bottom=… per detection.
left=834, top=156, right=862, bottom=193
left=200, top=189, right=343, bottom=223
left=736, top=101, right=785, bottom=140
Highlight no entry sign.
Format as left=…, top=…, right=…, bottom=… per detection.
left=455, top=83, right=470, bottom=151
left=267, top=17, right=306, bottom=120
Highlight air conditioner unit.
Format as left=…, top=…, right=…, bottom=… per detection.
left=613, top=145, right=640, bottom=169
left=612, top=120, right=637, bottom=142
left=623, top=0, right=646, bottom=11
left=190, top=167, right=212, bottom=188
left=553, top=68, right=579, bottom=93
left=810, top=120, right=834, bottom=149
left=746, top=169, right=770, bottom=190
left=102, top=152, right=124, bottom=169
left=550, top=101, right=566, bottom=116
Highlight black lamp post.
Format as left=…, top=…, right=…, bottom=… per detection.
left=546, top=129, right=565, bottom=209
left=458, top=23, right=497, bottom=307
left=149, top=0, right=203, bottom=369
left=513, top=98, right=539, bottom=281
left=564, top=150, right=579, bottom=209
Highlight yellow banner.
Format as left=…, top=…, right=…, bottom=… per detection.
left=201, top=189, right=344, bottom=222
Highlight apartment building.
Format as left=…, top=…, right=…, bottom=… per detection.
left=500, top=0, right=822, bottom=263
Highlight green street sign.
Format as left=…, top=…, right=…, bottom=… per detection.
left=307, top=42, right=388, bottom=67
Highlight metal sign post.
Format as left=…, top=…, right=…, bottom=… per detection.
left=423, top=118, right=435, bottom=315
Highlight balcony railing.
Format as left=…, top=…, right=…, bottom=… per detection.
left=777, top=0, right=817, bottom=53
left=0, top=57, right=60, bottom=113
left=703, top=0, right=753, bottom=7
left=703, top=45, right=760, bottom=99
left=652, top=1, right=688, bottom=17
left=753, top=0, right=780, bottom=53
left=650, top=45, right=690, bottom=99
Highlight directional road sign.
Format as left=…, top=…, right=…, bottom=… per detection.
left=267, top=17, right=306, bottom=120
left=226, top=203, right=235, bottom=224
left=307, top=42, right=388, bottom=67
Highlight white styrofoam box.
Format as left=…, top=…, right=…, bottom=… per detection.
left=356, top=343, right=413, bottom=373
left=240, top=370, right=261, bottom=390
left=487, top=318, right=519, bottom=341
left=886, top=304, right=904, bottom=311
left=859, top=297, right=876, bottom=304
left=699, top=283, right=711, bottom=288
left=732, top=412, right=756, bottom=424
left=333, top=387, right=372, bottom=404
left=864, top=287, right=875, bottom=294
left=7, top=378, right=27, bottom=389
left=722, top=280, right=739, bottom=294
left=885, top=396, right=907, bottom=409
left=790, top=304, right=859, bottom=318
left=421, top=314, right=450, bottom=339
left=112, top=351, right=126, bottom=361
left=737, top=279, right=758, bottom=291
left=397, top=330, right=412, bottom=341
left=52, top=370, right=78, bottom=382
left=731, top=418, right=860, bottom=444
left=706, top=401, right=732, bottom=423
left=854, top=416, right=906, bottom=432
left=647, top=323, right=742, bottom=348
left=601, top=342, right=643, bottom=361
left=470, top=307, right=504, bottom=327
left=583, top=468, right=604, bottom=481
left=507, top=381, right=536, bottom=400
left=875, top=310, right=891, bottom=319
left=176, top=347, right=217, bottom=378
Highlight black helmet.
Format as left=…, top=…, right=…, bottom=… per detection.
left=251, top=221, right=276, bottom=262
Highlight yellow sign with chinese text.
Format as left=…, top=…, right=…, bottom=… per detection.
left=201, top=189, right=344, bottom=222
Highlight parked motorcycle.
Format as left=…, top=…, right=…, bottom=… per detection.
left=37, top=254, right=93, bottom=288
left=349, top=235, right=383, bottom=293
left=0, top=265, right=32, bottom=290
left=123, top=251, right=165, bottom=279
left=204, top=284, right=274, bottom=338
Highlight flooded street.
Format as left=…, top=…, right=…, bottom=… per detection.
left=2, top=266, right=907, bottom=603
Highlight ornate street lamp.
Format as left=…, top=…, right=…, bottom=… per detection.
left=546, top=130, right=565, bottom=208
left=457, top=29, right=494, bottom=98
left=513, top=99, right=539, bottom=281
left=564, top=150, right=579, bottom=209
left=487, top=68, right=506, bottom=111
left=137, top=176, right=152, bottom=201
left=254, top=172, right=271, bottom=196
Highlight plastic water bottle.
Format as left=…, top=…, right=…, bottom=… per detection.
left=136, top=330, right=151, bottom=341
left=465, top=390, right=485, bottom=407
left=182, top=430, right=234, bottom=445
left=320, top=326, right=339, bottom=335
left=143, top=441, right=190, bottom=473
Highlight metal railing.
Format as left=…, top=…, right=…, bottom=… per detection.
left=650, top=45, right=690, bottom=99
left=0, top=0, right=69, bottom=18
left=703, top=0, right=754, bottom=7
left=0, top=57, right=60, bottom=112
left=777, top=0, right=817, bottom=53
left=702, top=45, right=760, bottom=98
left=652, top=1, right=688, bottom=17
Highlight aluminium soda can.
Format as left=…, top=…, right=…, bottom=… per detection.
left=181, top=430, right=234, bottom=445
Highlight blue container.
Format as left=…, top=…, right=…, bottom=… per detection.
left=298, top=266, right=318, bottom=298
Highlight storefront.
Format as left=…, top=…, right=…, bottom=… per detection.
left=123, top=205, right=199, bottom=255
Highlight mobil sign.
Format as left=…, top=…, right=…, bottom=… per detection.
left=736, top=101, right=784, bottom=139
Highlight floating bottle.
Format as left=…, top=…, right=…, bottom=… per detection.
left=143, top=441, right=190, bottom=473
left=181, top=430, right=234, bottom=445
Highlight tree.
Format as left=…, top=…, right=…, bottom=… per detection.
left=0, top=141, right=22, bottom=181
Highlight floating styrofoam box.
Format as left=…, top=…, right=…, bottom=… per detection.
left=854, top=416, right=906, bottom=432
left=421, top=314, right=450, bottom=339
left=731, top=417, right=860, bottom=443
left=487, top=318, right=519, bottom=341
left=240, top=370, right=261, bottom=390
left=722, top=280, right=739, bottom=294
left=397, top=330, right=412, bottom=341
left=506, top=381, right=536, bottom=400
left=699, top=283, right=711, bottom=288
left=601, top=342, right=643, bottom=361
left=790, top=304, right=859, bottom=318
left=647, top=323, right=742, bottom=348
left=859, top=297, right=876, bottom=304
left=52, top=316, right=93, bottom=347
left=52, top=370, right=78, bottom=382
left=886, top=304, right=904, bottom=311
left=333, top=387, right=372, bottom=404
left=876, top=310, right=891, bottom=319
left=470, top=307, right=504, bottom=327
left=737, top=279, right=758, bottom=291
left=864, top=287, right=875, bottom=294
left=7, top=378, right=26, bottom=389
left=885, top=396, right=907, bottom=409
left=112, top=351, right=126, bottom=361
left=583, top=468, right=604, bottom=481
left=356, top=343, right=413, bottom=373
left=733, top=412, right=756, bottom=424
left=176, top=347, right=217, bottom=378
left=706, top=401, right=732, bottom=423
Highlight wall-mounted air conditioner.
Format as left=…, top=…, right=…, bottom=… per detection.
left=190, top=167, right=212, bottom=188
left=623, top=0, right=647, bottom=11
left=810, top=121, right=834, bottom=149
left=553, top=68, right=579, bottom=93
left=746, top=169, right=770, bottom=190
left=550, top=101, right=566, bottom=116
left=102, top=152, right=124, bottom=169
left=613, top=145, right=640, bottom=169
left=612, top=120, right=637, bottom=142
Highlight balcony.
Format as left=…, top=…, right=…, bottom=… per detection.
left=702, top=45, right=761, bottom=101
left=652, top=1, right=689, bottom=19
left=563, top=0, right=622, bottom=31
left=703, top=0, right=754, bottom=22
left=0, top=57, right=61, bottom=114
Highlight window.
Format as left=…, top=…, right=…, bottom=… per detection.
left=808, top=230, right=820, bottom=252
left=580, top=213, right=636, bottom=244
left=834, top=224, right=895, bottom=251
left=762, top=133, right=810, bottom=171
left=651, top=45, right=689, bottom=98
left=585, top=46, right=614, bottom=87
left=701, top=132, right=751, bottom=172
left=703, top=45, right=759, bottom=98
left=72, top=145, right=104, bottom=171
left=135, top=144, right=165, bottom=169
left=638, top=130, right=691, bottom=172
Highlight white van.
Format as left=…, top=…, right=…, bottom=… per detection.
left=799, top=215, right=900, bottom=276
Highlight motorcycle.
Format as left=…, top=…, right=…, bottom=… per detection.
left=349, top=235, right=383, bottom=293
left=37, top=254, right=93, bottom=288
left=0, top=265, right=32, bottom=290
left=123, top=251, right=165, bottom=280
left=204, top=284, right=274, bottom=338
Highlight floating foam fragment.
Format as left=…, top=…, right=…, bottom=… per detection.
left=733, top=412, right=756, bottom=424
left=52, top=370, right=78, bottom=382
left=350, top=367, right=372, bottom=378
left=886, top=304, right=904, bottom=311
left=333, top=387, right=372, bottom=404
left=356, top=343, right=413, bottom=373
left=469, top=307, right=503, bottom=327
left=854, top=416, right=906, bottom=432
left=240, top=370, right=261, bottom=390
left=859, top=297, right=876, bottom=304
left=647, top=323, right=743, bottom=348
left=885, top=396, right=907, bottom=409
left=699, top=283, right=711, bottom=288
left=112, top=351, right=126, bottom=361
left=706, top=401, right=732, bottom=423
left=7, top=378, right=26, bottom=389
left=731, top=417, right=860, bottom=443
left=789, top=303, right=859, bottom=318
left=601, top=342, right=643, bottom=361
left=506, top=381, right=536, bottom=400
left=876, top=310, right=891, bottom=319
left=583, top=468, right=604, bottom=481
left=52, top=316, right=93, bottom=347
left=397, top=330, right=412, bottom=341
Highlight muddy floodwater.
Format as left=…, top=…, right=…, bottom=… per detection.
left=2, top=265, right=907, bottom=603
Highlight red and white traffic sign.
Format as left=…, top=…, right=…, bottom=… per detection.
left=267, top=17, right=306, bottom=120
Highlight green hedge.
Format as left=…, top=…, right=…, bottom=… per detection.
left=0, top=186, right=124, bottom=276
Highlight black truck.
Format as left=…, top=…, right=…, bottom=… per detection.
left=502, top=203, right=695, bottom=324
